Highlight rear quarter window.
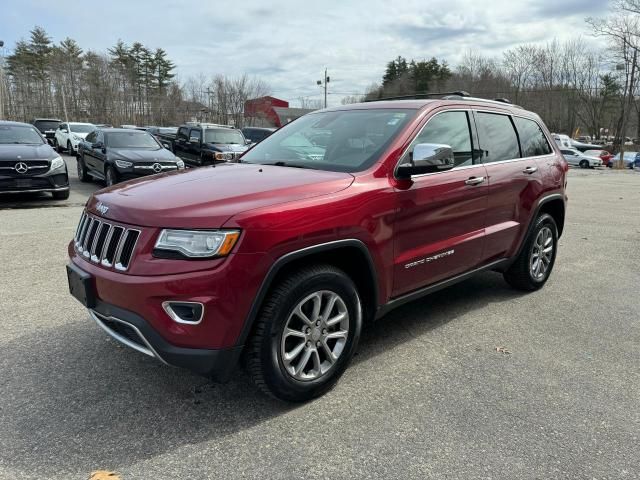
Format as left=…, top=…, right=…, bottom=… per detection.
left=513, top=117, right=552, bottom=157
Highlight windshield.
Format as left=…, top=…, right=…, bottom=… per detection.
left=241, top=108, right=415, bottom=172
left=0, top=125, right=45, bottom=145
left=158, top=127, right=177, bottom=135
left=69, top=124, right=96, bottom=133
left=34, top=120, right=61, bottom=131
left=204, top=129, right=245, bottom=145
left=106, top=131, right=161, bottom=149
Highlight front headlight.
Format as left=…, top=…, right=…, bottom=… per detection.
left=72, top=135, right=81, bottom=141
left=115, top=159, right=133, bottom=168
left=50, top=156, right=65, bottom=170
left=154, top=229, right=240, bottom=258
left=176, top=159, right=185, bottom=169
left=215, top=152, right=235, bottom=162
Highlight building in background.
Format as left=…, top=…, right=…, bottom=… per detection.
left=244, top=96, right=315, bottom=128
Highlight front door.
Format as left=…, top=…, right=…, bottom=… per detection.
left=393, top=110, right=488, bottom=297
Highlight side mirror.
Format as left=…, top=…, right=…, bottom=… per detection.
left=189, top=138, right=200, bottom=144
left=62, top=129, right=69, bottom=133
left=396, top=143, right=455, bottom=178
left=92, top=142, right=103, bottom=149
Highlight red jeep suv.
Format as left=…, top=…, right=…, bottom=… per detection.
left=67, top=93, right=568, bottom=402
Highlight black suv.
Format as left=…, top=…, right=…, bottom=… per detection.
left=77, top=128, right=185, bottom=186
left=173, top=123, right=249, bottom=167
left=31, top=118, right=62, bottom=145
left=0, top=121, right=69, bottom=199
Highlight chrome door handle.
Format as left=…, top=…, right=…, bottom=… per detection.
left=465, top=176, right=485, bottom=186
left=523, top=166, right=538, bottom=174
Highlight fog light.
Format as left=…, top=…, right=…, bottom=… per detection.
left=162, top=301, right=204, bottom=324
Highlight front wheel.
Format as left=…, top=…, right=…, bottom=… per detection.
left=77, top=156, right=91, bottom=182
left=105, top=166, right=118, bottom=187
left=54, top=139, right=62, bottom=153
left=504, top=213, right=558, bottom=291
left=579, top=159, right=589, bottom=169
left=246, top=265, right=362, bottom=402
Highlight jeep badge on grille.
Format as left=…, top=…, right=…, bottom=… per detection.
left=96, top=202, right=109, bottom=216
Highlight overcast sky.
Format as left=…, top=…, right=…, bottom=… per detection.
left=2, top=0, right=610, bottom=106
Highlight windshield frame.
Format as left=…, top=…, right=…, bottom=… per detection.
left=240, top=107, right=417, bottom=173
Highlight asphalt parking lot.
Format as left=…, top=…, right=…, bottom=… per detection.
left=0, top=157, right=639, bottom=479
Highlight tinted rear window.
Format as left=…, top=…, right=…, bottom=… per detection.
left=475, top=113, right=520, bottom=163
left=513, top=117, right=552, bottom=157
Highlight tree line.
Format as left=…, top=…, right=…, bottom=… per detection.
left=0, top=27, right=270, bottom=127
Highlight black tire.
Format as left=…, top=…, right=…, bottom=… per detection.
left=246, top=264, right=362, bottom=402
left=77, top=156, right=91, bottom=182
left=105, top=165, right=118, bottom=187
left=504, top=213, right=558, bottom=291
left=579, top=159, right=589, bottom=169
left=66, top=141, right=74, bottom=155
left=52, top=189, right=70, bottom=200
left=54, top=138, right=61, bottom=153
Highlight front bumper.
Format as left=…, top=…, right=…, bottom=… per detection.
left=89, top=300, right=243, bottom=381
left=0, top=171, right=69, bottom=194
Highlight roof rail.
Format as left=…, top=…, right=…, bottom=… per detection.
left=365, top=91, right=523, bottom=109
left=184, top=122, right=235, bottom=129
left=364, top=91, right=470, bottom=102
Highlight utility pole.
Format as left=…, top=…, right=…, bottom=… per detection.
left=205, top=87, right=214, bottom=123
left=618, top=47, right=637, bottom=169
left=317, top=69, right=330, bottom=108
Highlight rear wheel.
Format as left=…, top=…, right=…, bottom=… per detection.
left=105, top=166, right=118, bottom=187
left=54, top=138, right=62, bottom=153
left=504, top=213, right=558, bottom=291
left=246, top=265, right=362, bottom=402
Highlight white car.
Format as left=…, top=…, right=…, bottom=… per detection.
left=560, top=148, right=603, bottom=168
left=54, top=122, right=96, bottom=155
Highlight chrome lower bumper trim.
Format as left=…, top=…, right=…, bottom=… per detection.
left=88, top=309, right=168, bottom=365
left=0, top=186, right=69, bottom=195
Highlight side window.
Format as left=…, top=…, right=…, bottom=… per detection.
left=85, top=131, right=96, bottom=143
left=96, top=132, right=104, bottom=145
left=513, top=117, right=552, bottom=157
left=189, top=128, right=201, bottom=142
left=60, top=123, right=67, bottom=131
left=177, top=127, right=188, bottom=140
left=560, top=149, right=574, bottom=156
left=410, top=111, right=475, bottom=167
left=475, top=112, right=520, bottom=163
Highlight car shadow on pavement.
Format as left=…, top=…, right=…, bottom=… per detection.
left=0, top=271, right=522, bottom=477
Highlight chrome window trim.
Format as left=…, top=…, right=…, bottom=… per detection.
left=474, top=109, right=556, bottom=163
left=393, top=108, right=478, bottom=179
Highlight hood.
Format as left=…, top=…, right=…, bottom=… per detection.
left=109, top=148, right=177, bottom=162
left=71, top=132, right=91, bottom=139
left=207, top=143, right=248, bottom=152
left=87, top=163, right=354, bottom=228
left=0, top=143, right=56, bottom=161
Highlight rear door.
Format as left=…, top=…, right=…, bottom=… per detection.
left=475, top=112, right=546, bottom=262
left=393, top=109, right=488, bottom=296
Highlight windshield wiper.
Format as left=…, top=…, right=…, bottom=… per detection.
left=263, top=161, right=312, bottom=169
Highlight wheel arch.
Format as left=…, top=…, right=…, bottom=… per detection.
left=513, top=193, right=565, bottom=261
left=236, top=239, right=379, bottom=347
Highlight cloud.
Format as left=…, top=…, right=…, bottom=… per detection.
left=1, top=0, right=610, bottom=106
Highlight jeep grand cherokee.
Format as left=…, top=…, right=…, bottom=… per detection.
left=67, top=93, right=568, bottom=402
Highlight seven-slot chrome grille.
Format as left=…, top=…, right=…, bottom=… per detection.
left=74, top=211, right=140, bottom=271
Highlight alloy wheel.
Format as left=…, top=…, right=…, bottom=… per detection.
left=280, top=290, right=350, bottom=381
left=530, top=226, right=553, bottom=280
